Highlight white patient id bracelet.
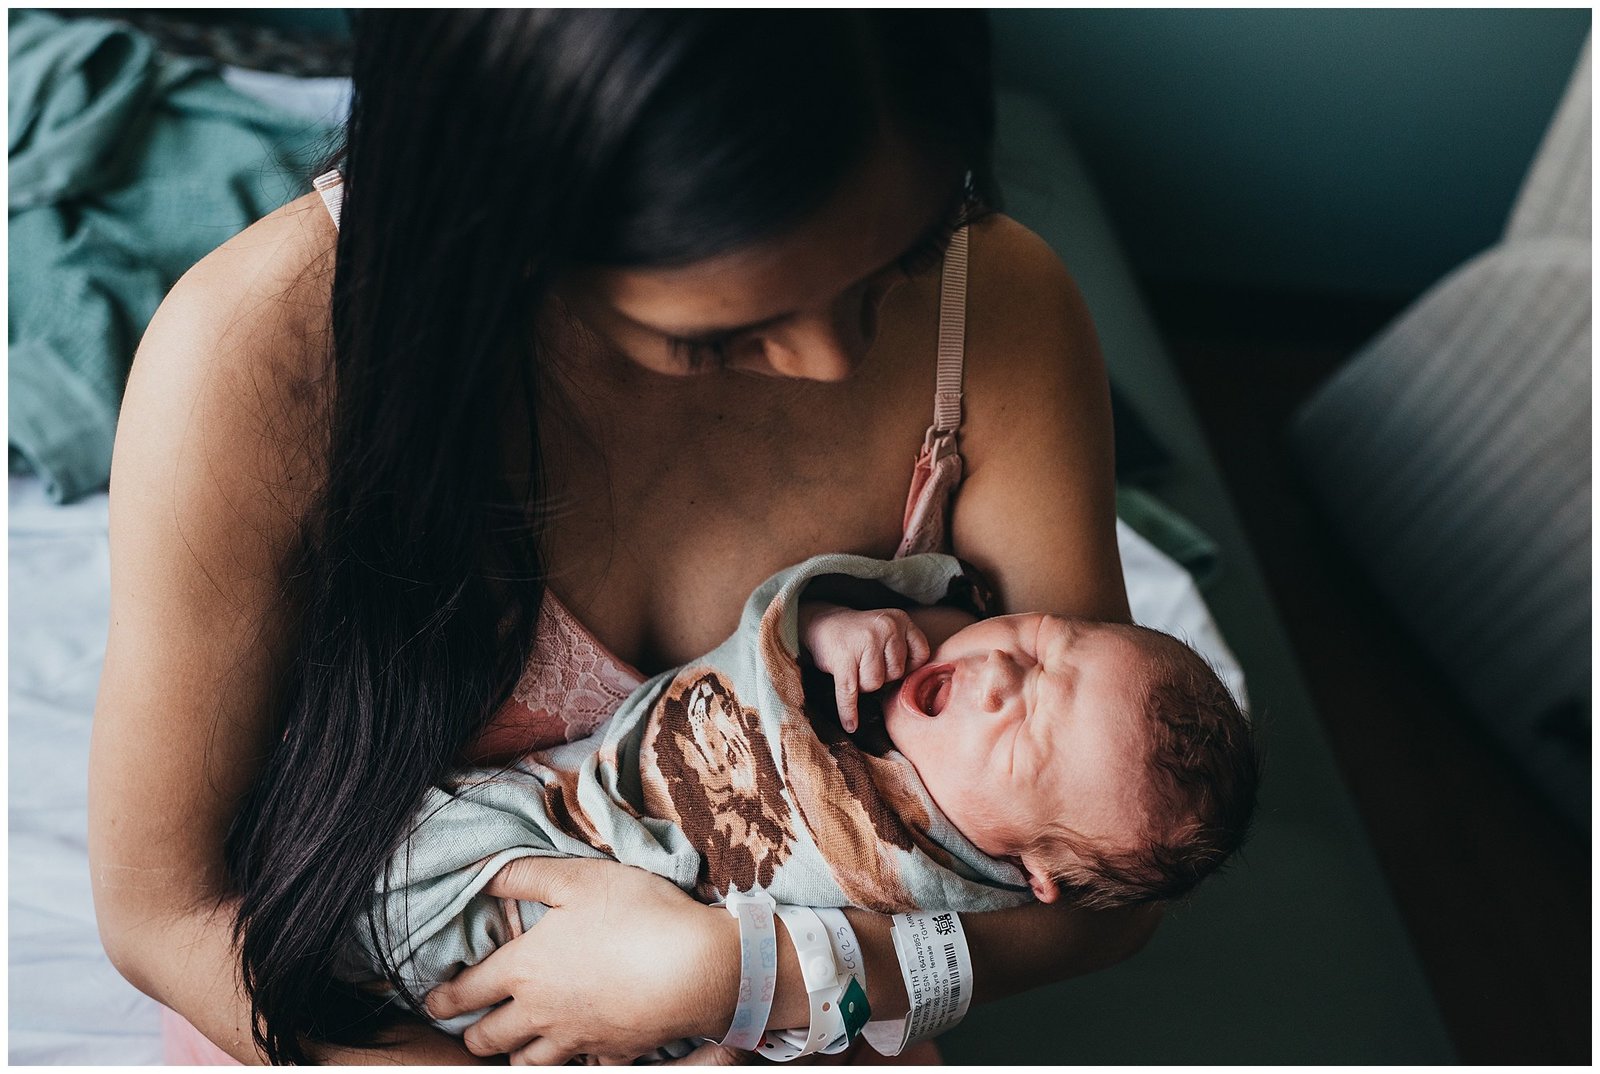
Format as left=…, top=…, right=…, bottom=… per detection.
left=756, top=906, right=872, bottom=1062
left=759, top=906, right=847, bottom=1061
left=720, top=889, right=779, bottom=1051
left=813, top=907, right=871, bottom=1052
left=813, top=906, right=866, bottom=992
left=860, top=911, right=973, bottom=1056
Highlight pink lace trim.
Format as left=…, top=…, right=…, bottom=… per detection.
left=469, top=592, right=645, bottom=762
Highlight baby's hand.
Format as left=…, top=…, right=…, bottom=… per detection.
left=800, top=604, right=930, bottom=732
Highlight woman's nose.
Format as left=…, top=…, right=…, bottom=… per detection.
left=753, top=299, right=873, bottom=381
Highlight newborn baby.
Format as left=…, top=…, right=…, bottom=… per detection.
left=341, top=553, right=1258, bottom=1026
left=801, top=599, right=1257, bottom=908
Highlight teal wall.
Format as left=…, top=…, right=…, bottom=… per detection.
left=189, top=8, right=351, bottom=37
left=991, top=8, right=1591, bottom=301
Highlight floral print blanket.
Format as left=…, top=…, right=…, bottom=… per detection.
left=342, top=552, right=1031, bottom=1021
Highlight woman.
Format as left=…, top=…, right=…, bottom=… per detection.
left=88, top=11, right=1155, bottom=1065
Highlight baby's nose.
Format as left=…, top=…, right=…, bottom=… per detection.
left=980, top=651, right=1019, bottom=711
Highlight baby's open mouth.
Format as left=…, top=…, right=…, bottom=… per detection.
left=903, top=662, right=954, bottom=718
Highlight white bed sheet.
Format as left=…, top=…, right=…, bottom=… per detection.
left=7, top=469, right=1245, bottom=1065
left=8, top=476, right=158, bottom=1065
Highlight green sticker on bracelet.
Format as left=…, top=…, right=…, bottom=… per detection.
left=840, top=976, right=871, bottom=1039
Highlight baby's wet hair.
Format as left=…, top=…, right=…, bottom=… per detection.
left=1030, top=626, right=1261, bottom=909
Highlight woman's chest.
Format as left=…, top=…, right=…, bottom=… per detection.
left=534, top=382, right=931, bottom=672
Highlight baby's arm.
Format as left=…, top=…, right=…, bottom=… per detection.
left=798, top=601, right=977, bottom=731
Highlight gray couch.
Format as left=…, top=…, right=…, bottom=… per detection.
left=1293, top=40, right=1590, bottom=828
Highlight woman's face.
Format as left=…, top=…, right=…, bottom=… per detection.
left=561, top=134, right=967, bottom=382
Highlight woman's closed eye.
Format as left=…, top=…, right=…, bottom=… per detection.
left=894, top=186, right=979, bottom=278
left=894, top=212, right=961, bottom=279
left=663, top=193, right=975, bottom=372
left=666, top=332, right=737, bottom=372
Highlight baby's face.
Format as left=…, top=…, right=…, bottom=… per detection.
left=884, top=613, right=1160, bottom=889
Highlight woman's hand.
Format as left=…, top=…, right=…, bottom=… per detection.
left=425, top=857, right=742, bottom=1065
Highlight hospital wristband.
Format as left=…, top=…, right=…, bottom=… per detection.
left=719, top=889, right=779, bottom=1051
left=859, top=911, right=972, bottom=1056
left=759, top=907, right=847, bottom=1061
left=813, top=907, right=866, bottom=993
left=813, top=907, right=871, bottom=1051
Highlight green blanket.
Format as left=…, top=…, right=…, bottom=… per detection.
left=8, top=9, right=335, bottom=502
left=342, top=553, right=1032, bottom=1030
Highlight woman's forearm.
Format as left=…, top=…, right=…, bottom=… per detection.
left=808, top=900, right=1160, bottom=1030
left=108, top=898, right=486, bottom=1065
left=960, top=900, right=1163, bottom=1004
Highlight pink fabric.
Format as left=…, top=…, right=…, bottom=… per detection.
left=161, top=1007, right=240, bottom=1065
left=895, top=428, right=963, bottom=559
left=466, top=590, right=647, bottom=765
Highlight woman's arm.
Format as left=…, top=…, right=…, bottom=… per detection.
left=89, top=200, right=477, bottom=1065
left=952, top=214, right=1129, bottom=624
left=429, top=856, right=1159, bottom=1061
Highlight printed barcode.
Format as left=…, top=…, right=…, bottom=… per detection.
left=944, top=942, right=961, bottom=1005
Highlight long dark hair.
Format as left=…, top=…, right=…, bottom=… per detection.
left=223, top=11, right=995, bottom=1063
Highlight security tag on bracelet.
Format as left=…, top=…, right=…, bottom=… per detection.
left=838, top=976, right=870, bottom=1039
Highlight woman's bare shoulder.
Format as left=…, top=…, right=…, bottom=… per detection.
left=163, top=188, right=338, bottom=385
left=91, top=194, right=343, bottom=926
left=112, top=189, right=339, bottom=551
left=963, top=212, right=1099, bottom=380
left=959, top=210, right=1108, bottom=440
left=949, top=212, right=1128, bottom=620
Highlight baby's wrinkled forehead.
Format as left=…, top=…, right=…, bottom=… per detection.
left=1039, top=613, right=1155, bottom=659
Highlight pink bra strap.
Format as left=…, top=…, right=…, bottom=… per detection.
left=313, top=169, right=344, bottom=230
left=932, top=226, right=970, bottom=434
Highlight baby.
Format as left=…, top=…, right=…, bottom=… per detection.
left=342, top=553, right=1258, bottom=1029
left=801, top=598, right=1259, bottom=908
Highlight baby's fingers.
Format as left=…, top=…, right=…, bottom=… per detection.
left=834, top=673, right=861, bottom=733
left=856, top=647, right=889, bottom=695
left=905, top=622, right=931, bottom=672
left=882, top=628, right=911, bottom=681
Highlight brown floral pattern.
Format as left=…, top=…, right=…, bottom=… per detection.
left=639, top=669, right=794, bottom=899
left=540, top=764, right=614, bottom=858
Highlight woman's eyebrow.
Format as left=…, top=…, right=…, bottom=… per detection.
left=626, top=184, right=971, bottom=343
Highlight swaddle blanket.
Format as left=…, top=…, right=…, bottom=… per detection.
left=341, top=553, right=1032, bottom=1015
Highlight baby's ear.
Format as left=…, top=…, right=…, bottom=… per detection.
left=1020, top=853, right=1061, bottom=904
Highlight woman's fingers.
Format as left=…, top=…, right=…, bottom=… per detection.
left=428, top=862, right=735, bottom=1060
left=427, top=952, right=512, bottom=1022
left=483, top=854, right=615, bottom=903
left=460, top=998, right=542, bottom=1057
left=659, top=1043, right=753, bottom=1065
left=510, top=1036, right=577, bottom=1066
left=434, top=857, right=643, bottom=1018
